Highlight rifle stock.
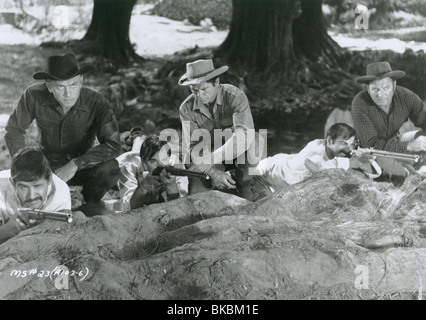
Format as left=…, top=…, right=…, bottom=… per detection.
left=356, top=147, right=421, bottom=163
left=19, top=208, right=73, bottom=223
left=152, top=165, right=212, bottom=187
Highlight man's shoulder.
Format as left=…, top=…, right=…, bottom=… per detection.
left=51, top=174, right=70, bottom=192
left=179, top=94, right=195, bottom=112
left=395, top=85, right=418, bottom=97
left=0, top=170, right=12, bottom=191
left=352, top=89, right=369, bottom=102
left=220, top=83, right=245, bottom=97
left=24, top=82, right=48, bottom=95
left=0, top=169, right=11, bottom=179
left=80, top=87, right=110, bottom=105
left=117, top=151, right=141, bottom=168
left=305, top=139, right=325, bottom=148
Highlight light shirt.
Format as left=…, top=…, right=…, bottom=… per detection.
left=0, top=170, right=71, bottom=224
left=117, top=152, right=189, bottom=212
left=255, top=139, right=351, bottom=191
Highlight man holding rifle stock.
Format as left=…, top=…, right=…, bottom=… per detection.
left=352, top=61, right=426, bottom=177
left=0, top=147, right=71, bottom=245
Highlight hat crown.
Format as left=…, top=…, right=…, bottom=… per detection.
left=33, top=52, right=93, bottom=81
left=186, top=60, right=215, bottom=80
left=46, top=53, right=79, bottom=80
left=366, top=61, right=393, bottom=77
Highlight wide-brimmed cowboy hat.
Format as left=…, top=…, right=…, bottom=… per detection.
left=33, top=52, right=93, bottom=81
left=178, top=59, right=228, bottom=86
left=355, top=61, right=405, bottom=84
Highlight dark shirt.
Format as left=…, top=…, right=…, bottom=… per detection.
left=5, top=82, right=121, bottom=170
left=351, top=85, right=426, bottom=153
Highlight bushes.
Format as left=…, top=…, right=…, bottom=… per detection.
left=151, top=0, right=232, bottom=30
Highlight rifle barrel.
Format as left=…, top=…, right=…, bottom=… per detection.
left=154, top=166, right=211, bottom=181
left=358, top=148, right=420, bottom=163
left=19, top=208, right=73, bottom=223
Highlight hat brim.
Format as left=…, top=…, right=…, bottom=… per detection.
left=33, top=65, right=94, bottom=81
left=355, top=70, right=405, bottom=84
left=178, top=66, right=229, bottom=86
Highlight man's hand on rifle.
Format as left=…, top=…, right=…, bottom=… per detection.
left=159, top=169, right=179, bottom=195
left=6, top=210, right=43, bottom=233
left=207, top=167, right=236, bottom=190
left=407, top=136, right=426, bottom=152
left=139, top=171, right=163, bottom=191
left=349, top=154, right=373, bottom=173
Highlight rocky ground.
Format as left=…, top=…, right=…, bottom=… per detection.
left=2, top=170, right=426, bottom=300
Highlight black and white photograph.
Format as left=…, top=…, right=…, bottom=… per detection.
left=1, top=0, right=426, bottom=308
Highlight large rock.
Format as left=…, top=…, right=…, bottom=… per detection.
left=1, top=169, right=426, bottom=299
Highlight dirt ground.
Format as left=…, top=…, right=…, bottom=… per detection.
left=2, top=170, right=426, bottom=300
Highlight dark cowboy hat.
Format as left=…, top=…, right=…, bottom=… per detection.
left=355, top=61, right=405, bottom=84
left=33, top=52, right=93, bottom=80
left=178, top=59, right=228, bottom=86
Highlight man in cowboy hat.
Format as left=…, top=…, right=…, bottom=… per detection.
left=178, top=59, right=263, bottom=200
left=5, top=52, right=121, bottom=214
left=351, top=61, right=426, bottom=177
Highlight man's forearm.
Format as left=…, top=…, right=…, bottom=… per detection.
left=4, top=126, right=27, bottom=156
left=129, top=185, right=160, bottom=210
left=204, top=128, right=252, bottom=165
left=74, top=140, right=121, bottom=169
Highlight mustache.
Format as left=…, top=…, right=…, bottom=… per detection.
left=338, top=150, right=352, bottom=157
left=23, top=197, right=42, bottom=205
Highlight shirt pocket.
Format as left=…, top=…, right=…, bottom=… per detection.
left=36, top=117, right=57, bottom=148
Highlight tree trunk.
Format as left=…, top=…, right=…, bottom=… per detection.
left=293, top=0, right=342, bottom=67
left=82, top=0, right=141, bottom=65
left=216, top=0, right=342, bottom=72
left=217, top=0, right=301, bottom=72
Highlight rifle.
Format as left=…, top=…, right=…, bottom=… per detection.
left=152, top=165, right=212, bottom=187
left=355, top=147, right=421, bottom=163
left=18, top=208, right=74, bottom=223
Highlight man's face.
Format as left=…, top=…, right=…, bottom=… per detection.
left=326, top=136, right=356, bottom=158
left=145, top=151, right=163, bottom=172
left=367, top=77, right=396, bottom=109
left=46, top=75, right=83, bottom=109
left=13, top=177, right=50, bottom=209
left=190, top=80, right=217, bottom=105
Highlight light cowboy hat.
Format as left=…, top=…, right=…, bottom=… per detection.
left=178, top=59, right=229, bottom=86
left=355, top=61, right=405, bottom=84
left=33, top=52, right=93, bottom=81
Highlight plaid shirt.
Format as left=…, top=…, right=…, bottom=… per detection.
left=5, top=82, right=121, bottom=170
left=351, top=86, right=426, bottom=153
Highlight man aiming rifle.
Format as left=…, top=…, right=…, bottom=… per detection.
left=0, top=147, right=72, bottom=245
left=117, top=135, right=189, bottom=211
